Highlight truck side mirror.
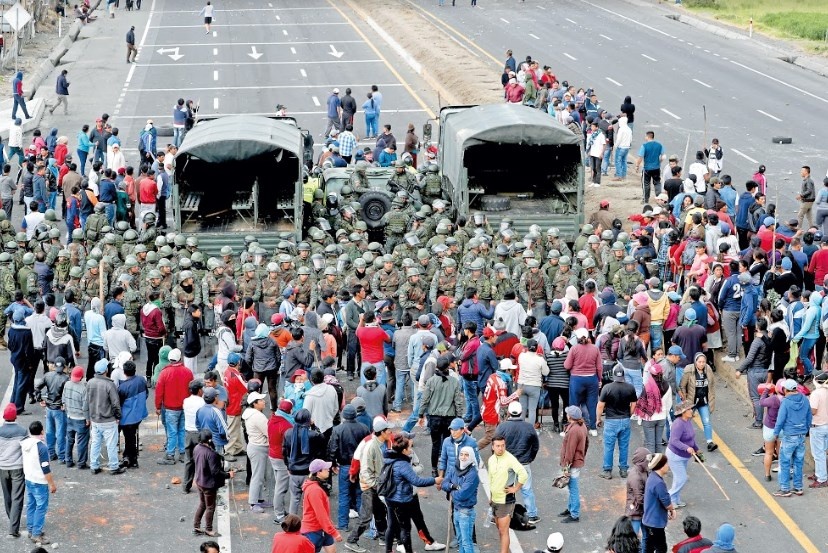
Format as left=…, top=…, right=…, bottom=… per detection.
left=422, top=122, right=432, bottom=144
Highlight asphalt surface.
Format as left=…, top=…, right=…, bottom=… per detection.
left=406, top=0, right=828, bottom=219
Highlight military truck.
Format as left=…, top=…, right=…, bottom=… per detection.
left=172, top=115, right=306, bottom=250
left=320, top=165, right=397, bottom=229
left=436, top=104, right=585, bottom=238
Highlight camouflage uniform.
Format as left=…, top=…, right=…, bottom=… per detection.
left=519, top=266, right=554, bottom=305
left=612, top=258, right=645, bottom=308
left=551, top=261, right=578, bottom=299
left=236, top=266, right=262, bottom=302
left=0, top=254, right=15, bottom=344
left=290, top=273, right=317, bottom=309
left=429, top=261, right=459, bottom=304
left=371, top=260, right=402, bottom=301
left=398, top=270, right=427, bottom=320
left=380, top=203, right=409, bottom=253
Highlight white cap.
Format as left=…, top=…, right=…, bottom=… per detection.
left=507, top=401, right=522, bottom=416
left=168, top=348, right=182, bottom=362
left=247, top=392, right=266, bottom=404
left=547, top=532, right=564, bottom=551
left=333, top=88, right=340, bottom=94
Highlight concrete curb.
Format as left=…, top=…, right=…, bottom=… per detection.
left=670, top=13, right=748, bottom=42
left=713, top=351, right=753, bottom=410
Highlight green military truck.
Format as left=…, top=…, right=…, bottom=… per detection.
left=437, top=104, right=585, bottom=238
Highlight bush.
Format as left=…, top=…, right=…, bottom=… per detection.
left=761, top=12, right=828, bottom=41
left=684, top=0, right=721, bottom=8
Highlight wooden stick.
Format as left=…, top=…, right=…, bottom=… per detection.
left=445, top=495, right=452, bottom=549
left=693, top=452, right=730, bottom=500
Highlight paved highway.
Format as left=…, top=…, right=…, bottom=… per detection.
left=407, top=0, right=828, bottom=219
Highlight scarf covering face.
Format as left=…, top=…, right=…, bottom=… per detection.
left=291, top=408, right=311, bottom=458
left=458, top=446, right=474, bottom=470
left=254, top=323, right=269, bottom=339
left=712, top=523, right=735, bottom=551
left=635, top=373, right=668, bottom=420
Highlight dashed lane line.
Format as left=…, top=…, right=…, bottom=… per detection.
left=660, top=108, right=681, bottom=120
left=731, top=148, right=758, bottom=164
left=756, top=109, right=782, bottom=122
left=692, top=78, right=712, bottom=88
left=641, top=54, right=657, bottom=61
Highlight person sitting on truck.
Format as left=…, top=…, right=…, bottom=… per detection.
left=378, top=144, right=397, bottom=168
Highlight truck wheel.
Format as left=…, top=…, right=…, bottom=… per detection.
left=359, top=191, right=392, bottom=229
left=771, top=136, right=792, bottom=144
left=156, top=125, right=174, bottom=137
left=479, top=195, right=511, bottom=212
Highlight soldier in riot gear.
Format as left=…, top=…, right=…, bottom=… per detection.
left=429, top=257, right=459, bottom=304
left=138, top=211, right=158, bottom=248
left=545, top=227, right=572, bottom=259
left=290, top=267, right=317, bottom=309
left=612, top=256, right=645, bottom=309
left=398, top=267, right=427, bottom=320
left=551, top=256, right=578, bottom=299
left=0, top=252, right=15, bottom=348
left=371, top=254, right=401, bottom=301
left=350, top=161, right=372, bottom=195
left=457, top=258, right=492, bottom=301
left=237, top=263, right=261, bottom=302
left=421, top=163, right=443, bottom=204
left=381, top=198, right=410, bottom=253
left=519, top=259, right=554, bottom=320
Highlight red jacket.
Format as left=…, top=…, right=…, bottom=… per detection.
left=300, top=479, right=340, bottom=538
left=268, top=413, right=293, bottom=460
left=271, top=531, right=315, bottom=553
left=223, top=366, right=248, bottom=417
left=154, top=362, right=194, bottom=411
left=138, top=177, right=158, bottom=204
left=55, top=144, right=68, bottom=167
left=140, top=303, right=166, bottom=339
left=492, top=332, right=519, bottom=359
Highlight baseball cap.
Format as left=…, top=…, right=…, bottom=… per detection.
left=738, top=272, right=752, bottom=284
left=94, top=359, right=109, bottom=374
left=271, top=313, right=285, bottom=326
left=612, top=365, right=625, bottom=379
left=227, top=352, right=241, bottom=366
left=247, top=392, right=266, bottom=404
left=71, top=367, right=84, bottom=382
left=482, top=326, right=495, bottom=338
left=168, top=348, right=182, bottom=362
left=449, top=417, right=465, bottom=430
left=667, top=345, right=684, bottom=357
left=417, top=314, right=431, bottom=327
left=783, top=379, right=798, bottom=391
left=373, top=417, right=391, bottom=432
left=499, top=358, right=517, bottom=371
left=3, top=403, right=17, bottom=421
left=564, top=405, right=582, bottom=420
left=202, top=387, right=219, bottom=401
left=309, top=459, right=332, bottom=473
left=507, top=402, right=522, bottom=416
left=332, top=88, right=340, bottom=94
left=573, top=328, right=589, bottom=340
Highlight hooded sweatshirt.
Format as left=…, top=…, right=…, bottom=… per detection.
left=356, top=380, right=387, bottom=420
left=302, top=311, right=324, bottom=353
left=245, top=324, right=280, bottom=373
left=242, top=407, right=269, bottom=446
left=140, top=301, right=165, bottom=339
left=45, top=325, right=75, bottom=366
left=46, top=128, right=58, bottom=154
left=647, top=289, right=670, bottom=325
left=303, top=382, right=340, bottom=433
left=300, top=478, right=341, bottom=538
left=103, top=313, right=137, bottom=360
left=774, top=392, right=813, bottom=437
left=614, top=116, right=632, bottom=149
left=155, top=361, right=194, bottom=411
left=152, top=345, right=172, bottom=385
left=493, top=299, right=527, bottom=337
left=625, top=447, right=649, bottom=519
left=21, top=435, right=51, bottom=485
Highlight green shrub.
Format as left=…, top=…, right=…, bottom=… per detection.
left=684, top=0, right=721, bottom=9
left=762, top=12, right=828, bottom=40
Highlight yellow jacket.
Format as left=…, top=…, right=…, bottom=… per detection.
left=487, top=450, right=527, bottom=504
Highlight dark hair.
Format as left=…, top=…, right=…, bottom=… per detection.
left=465, top=287, right=477, bottom=299
left=492, top=435, right=506, bottom=445
left=688, top=287, right=701, bottom=301
left=291, top=327, right=304, bottom=341
left=29, top=421, right=44, bottom=435
left=112, top=286, right=124, bottom=298
left=391, top=433, right=410, bottom=453
left=204, top=370, right=218, bottom=382
left=363, top=365, right=377, bottom=381
left=682, top=515, right=703, bottom=538
left=757, top=318, right=768, bottom=332
left=504, top=290, right=516, bottom=300
left=123, top=360, right=136, bottom=376
left=280, top=514, right=302, bottom=533
left=310, top=369, right=325, bottom=385
left=198, top=429, right=213, bottom=444
left=464, top=321, right=478, bottom=334
left=606, top=516, right=640, bottom=553
left=401, top=312, right=413, bottom=326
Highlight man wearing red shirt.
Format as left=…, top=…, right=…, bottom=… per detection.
left=154, top=348, right=194, bottom=462
left=138, top=169, right=158, bottom=216
left=269, top=399, right=295, bottom=523
left=808, top=238, right=828, bottom=287
left=223, top=353, right=248, bottom=457
left=479, top=358, right=520, bottom=451
left=579, top=281, right=598, bottom=331
left=140, top=291, right=166, bottom=380
left=356, top=311, right=390, bottom=386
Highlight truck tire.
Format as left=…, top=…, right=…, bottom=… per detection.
left=479, top=195, right=511, bottom=212
left=156, top=125, right=175, bottom=137
left=359, top=191, right=392, bottom=229
left=771, top=136, right=792, bottom=144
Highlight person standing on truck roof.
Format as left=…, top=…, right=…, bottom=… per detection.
left=371, top=85, right=383, bottom=128
left=340, top=88, right=357, bottom=131
left=325, top=89, right=342, bottom=139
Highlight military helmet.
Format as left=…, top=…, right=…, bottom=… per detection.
left=416, top=249, right=430, bottom=261
left=432, top=244, right=447, bottom=255
left=244, top=235, right=257, bottom=245
left=148, top=269, right=162, bottom=280
left=587, top=235, right=600, bottom=245
left=493, top=262, right=507, bottom=272
left=142, top=211, right=156, bottom=223
left=617, top=232, right=630, bottom=243
left=69, top=266, right=82, bottom=278
left=354, top=221, right=368, bottom=232
left=134, top=244, right=147, bottom=254
left=43, top=209, right=56, bottom=221
left=266, top=262, right=278, bottom=272
left=355, top=161, right=370, bottom=172
left=179, top=258, right=192, bottom=269
left=547, top=227, right=560, bottom=237
left=353, top=258, right=367, bottom=269
left=72, top=228, right=84, bottom=241
left=101, top=226, right=113, bottom=235
left=382, top=254, right=394, bottom=264
left=348, top=232, right=362, bottom=243
left=104, top=233, right=117, bottom=244
left=441, top=258, right=456, bottom=268
left=206, top=258, right=219, bottom=271
left=57, top=249, right=70, bottom=258
left=340, top=185, right=353, bottom=196
left=367, top=242, right=382, bottom=252
left=496, top=244, right=510, bottom=257
left=145, top=251, right=158, bottom=263
left=297, top=242, right=311, bottom=252
left=85, top=258, right=97, bottom=269
left=527, top=259, right=540, bottom=268
left=15, top=232, right=26, bottom=242
left=427, top=163, right=439, bottom=173
left=124, top=229, right=138, bottom=241
left=179, top=270, right=194, bottom=282
left=612, top=241, right=625, bottom=252
left=623, top=255, right=636, bottom=264
left=158, top=245, right=174, bottom=258
left=470, top=259, right=485, bottom=271
left=581, top=223, right=594, bottom=234
left=582, top=258, right=596, bottom=269
left=124, top=256, right=138, bottom=268
left=220, top=245, right=234, bottom=256
left=48, top=228, right=60, bottom=239
left=406, top=267, right=420, bottom=278
left=186, top=236, right=199, bottom=248
left=393, top=159, right=406, bottom=169
left=559, top=256, right=571, bottom=266
left=576, top=250, right=589, bottom=260
left=513, top=243, right=526, bottom=253
left=436, top=224, right=449, bottom=235
left=297, top=266, right=312, bottom=275
left=468, top=238, right=481, bottom=249
left=324, top=244, right=338, bottom=256
left=0, top=252, right=10, bottom=262
left=158, top=258, right=172, bottom=268
left=445, top=237, right=458, bottom=246
left=522, top=250, right=535, bottom=259
left=94, top=202, right=105, bottom=212
left=116, top=221, right=130, bottom=232
left=313, top=189, right=325, bottom=200
left=324, top=266, right=337, bottom=276
left=547, top=249, right=561, bottom=259
left=601, top=230, right=614, bottom=241
left=242, top=262, right=255, bottom=272
left=191, top=252, right=204, bottom=263
left=373, top=258, right=385, bottom=270
left=154, top=236, right=166, bottom=249
left=174, top=234, right=186, bottom=247
left=89, top=247, right=103, bottom=260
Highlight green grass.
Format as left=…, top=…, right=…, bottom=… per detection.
left=682, top=0, right=828, bottom=49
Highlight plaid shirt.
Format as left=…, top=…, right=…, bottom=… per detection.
left=338, top=131, right=358, bottom=157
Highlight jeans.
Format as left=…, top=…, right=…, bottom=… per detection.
left=9, top=146, right=24, bottom=166
left=641, top=169, right=661, bottom=203
left=569, top=375, right=599, bottom=430
left=694, top=404, right=713, bottom=442
left=394, top=370, right=410, bottom=411
left=601, top=146, right=612, bottom=175
left=402, top=389, right=422, bottom=433
left=337, top=461, right=362, bottom=528
left=0, top=467, right=24, bottom=534
left=624, top=368, right=643, bottom=397
left=566, top=468, right=580, bottom=519
left=721, top=310, right=740, bottom=357
left=104, top=202, right=116, bottom=227
left=289, top=473, right=306, bottom=516
left=746, top=368, right=767, bottom=424
left=365, top=114, right=378, bottom=137
left=642, top=525, right=666, bottom=553
left=615, top=147, right=630, bottom=178
left=649, top=324, right=663, bottom=351
left=271, top=457, right=291, bottom=518
left=642, top=419, right=666, bottom=454
left=25, top=481, right=49, bottom=537
left=360, top=361, right=386, bottom=386
left=428, top=416, right=452, bottom=468
left=90, top=420, right=119, bottom=470
left=11, top=365, right=33, bottom=415
left=799, top=337, right=816, bottom=376
left=65, top=418, right=90, bottom=466
left=519, top=384, right=541, bottom=426
left=666, top=448, right=689, bottom=504
left=77, top=149, right=88, bottom=176
left=602, top=418, right=631, bottom=471
left=590, top=156, right=602, bottom=184
left=462, top=378, right=479, bottom=423
left=173, top=127, right=185, bottom=147
left=194, top=486, right=218, bottom=531
left=164, top=409, right=186, bottom=456
left=453, top=506, right=475, bottom=553
left=346, top=331, right=360, bottom=377
left=45, top=409, right=67, bottom=461
left=385, top=499, right=413, bottom=553
left=12, top=94, right=30, bottom=119
left=810, top=425, right=828, bottom=483
left=779, top=434, right=806, bottom=491
left=520, top=464, right=537, bottom=517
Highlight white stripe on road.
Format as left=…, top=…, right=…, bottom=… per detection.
left=641, top=54, right=657, bottom=61
left=276, top=15, right=281, bottom=21
left=213, top=31, right=217, bottom=37
left=214, top=98, right=219, bottom=110
left=563, top=52, right=577, bottom=60
left=692, top=78, right=712, bottom=88
left=213, top=48, right=218, bottom=55
left=125, top=83, right=405, bottom=92
left=537, top=5, right=545, bottom=9
left=730, top=60, right=828, bottom=104
left=312, top=96, right=321, bottom=107
left=300, top=69, right=307, bottom=77
left=756, top=109, right=782, bottom=122
left=731, top=148, right=758, bottom=164
left=136, top=59, right=382, bottom=67
left=149, top=22, right=347, bottom=28
left=600, top=34, right=613, bottom=41
left=283, top=29, right=288, bottom=35
left=213, top=70, right=218, bottom=81
left=660, top=108, right=681, bottom=120
left=529, top=33, right=540, bottom=40
left=500, top=17, right=510, bottom=24
left=290, top=47, right=297, bottom=54
left=579, top=0, right=674, bottom=38
left=478, top=466, right=524, bottom=553
left=606, top=77, right=622, bottom=87
left=125, top=64, right=136, bottom=84
left=565, top=18, right=577, bottom=24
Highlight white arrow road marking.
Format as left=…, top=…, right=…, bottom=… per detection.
left=157, top=46, right=184, bottom=60
left=248, top=46, right=263, bottom=60
left=329, top=44, right=344, bottom=58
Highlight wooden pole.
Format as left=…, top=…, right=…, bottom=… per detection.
left=693, top=452, right=730, bottom=500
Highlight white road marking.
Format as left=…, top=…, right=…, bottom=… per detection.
left=563, top=52, right=577, bottom=60
left=125, top=64, right=136, bottom=84
left=500, top=17, right=509, bottom=24
left=212, top=31, right=217, bottom=37
left=125, top=83, right=405, bottom=93
left=283, top=29, right=288, bottom=35
left=213, top=48, right=218, bottom=55
left=579, top=0, right=674, bottom=38
left=693, top=78, right=712, bottom=88
left=300, top=69, right=307, bottom=77
left=565, top=18, right=577, bottom=24
left=248, top=46, right=263, bottom=60
left=660, top=108, right=681, bottom=120
left=714, top=53, right=720, bottom=57
left=478, top=466, right=524, bottom=553
left=730, top=60, right=828, bottom=104
left=537, top=5, right=545, bottom=9
left=276, top=15, right=281, bottom=21
left=731, top=148, right=758, bottom=164
left=291, top=47, right=297, bottom=54
left=268, top=2, right=273, bottom=6
left=312, top=96, right=320, bottom=107
left=606, top=77, right=622, bottom=87
left=213, top=70, right=219, bottom=81
left=600, top=34, right=613, bottom=41
left=137, top=59, right=381, bottom=67
left=704, top=49, right=710, bottom=53
left=214, top=98, right=219, bottom=110
left=641, top=54, right=657, bottom=61
left=529, top=33, right=540, bottom=40
left=756, top=109, right=782, bottom=122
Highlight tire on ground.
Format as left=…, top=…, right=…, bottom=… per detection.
left=479, top=195, right=511, bottom=212
left=771, top=136, right=792, bottom=144
left=156, top=125, right=175, bottom=137
left=359, top=191, right=392, bottom=229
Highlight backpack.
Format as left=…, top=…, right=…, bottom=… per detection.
left=509, top=503, right=533, bottom=531
left=377, top=460, right=400, bottom=499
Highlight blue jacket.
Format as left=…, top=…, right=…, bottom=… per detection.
left=63, top=303, right=83, bottom=346
left=457, top=299, right=495, bottom=337
left=438, top=433, right=480, bottom=473
left=441, top=463, right=479, bottom=508
left=735, top=192, right=755, bottom=230
left=539, top=313, right=565, bottom=345
left=118, top=375, right=148, bottom=425
left=475, top=341, right=498, bottom=389
left=719, top=185, right=736, bottom=215
left=793, top=294, right=822, bottom=341
left=717, top=274, right=742, bottom=312
left=642, top=471, right=671, bottom=528
left=99, top=178, right=117, bottom=203
left=33, top=174, right=47, bottom=206
left=381, top=322, right=396, bottom=357
left=383, top=451, right=435, bottom=503
left=738, top=283, right=758, bottom=326
left=495, top=418, right=539, bottom=464
left=773, top=392, right=812, bottom=437
left=104, top=299, right=124, bottom=329
left=196, top=404, right=227, bottom=448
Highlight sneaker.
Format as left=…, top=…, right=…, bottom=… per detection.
left=752, top=446, right=765, bottom=456
left=589, top=429, right=598, bottom=437
left=674, top=502, right=687, bottom=509
left=619, top=469, right=628, bottom=478
left=721, top=355, right=737, bottom=363
left=560, top=515, right=579, bottom=523
left=110, top=467, right=126, bottom=475
left=750, top=422, right=763, bottom=429
left=157, top=458, right=176, bottom=465
left=558, top=509, right=570, bottom=517
left=77, top=464, right=89, bottom=469
left=251, top=505, right=266, bottom=513
left=773, top=489, right=791, bottom=497
left=425, top=542, right=446, bottom=551
left=809, top=480, right=828, bottom=488
left=92, top=468, right=102, bottom=474
left=449, top=539, right=458, bottom=549
left=707, top=442, right=718, bottom=452
left=793, top=489, right=804, bottom=496
left=599, top=470, right=613, bottom=479
left=349, top=509, right=359, bottom=519
left=527, top=516, right=540, bottom=524
left=344, top=543, right=366, bottom=553
left=772, top=465, right=780, bottom=473
left=31, top=535, right=50, bottom=545
left=274, top=514, right=286, bottom=524
left=258, top=501, right=274, bottom=508
left=378, top=537, right=386, bottom=546
left=397, top=546, right=405, bottom=553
